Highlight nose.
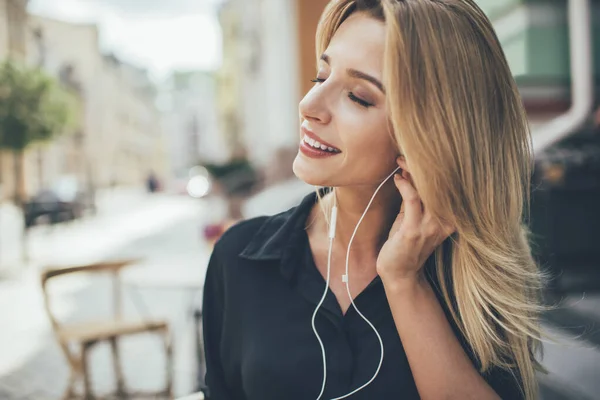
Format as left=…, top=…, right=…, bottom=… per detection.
left=299, top=84, right=331, bottom=125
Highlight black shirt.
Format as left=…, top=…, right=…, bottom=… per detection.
left=202, top=191, right=524, bottom=400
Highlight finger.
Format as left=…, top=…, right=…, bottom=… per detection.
left=423, top=213, right=456, bottom=245
left=393, top=174, right=422, bottom=227
left=395, top=185, right=406, bottom=233
left=441, top=221, right=457, bottom=238
left=388, top=210, right=406, bottom=238
left=397, top=157, right=417, bottom=189
left=399, top=185, right=405, bottom=214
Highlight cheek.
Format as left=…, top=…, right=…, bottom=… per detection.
left=342, top=111, right=395, bottom=156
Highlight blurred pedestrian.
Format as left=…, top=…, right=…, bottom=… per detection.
left=202, top=1, right=542, bottom=400
left=146, top=171, right=159, bottom=193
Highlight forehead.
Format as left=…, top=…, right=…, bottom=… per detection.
left=325, top=12, right=386, bottom=76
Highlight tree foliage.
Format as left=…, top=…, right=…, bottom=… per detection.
left=0, top=60, right=76, bottom=151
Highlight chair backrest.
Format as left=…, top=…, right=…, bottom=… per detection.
left=40, top=258, right=142, bottom=330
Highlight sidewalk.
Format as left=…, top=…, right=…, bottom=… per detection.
left=539, top=325, right=600, bottom=400
left=540, top=288, right=600, bottom=399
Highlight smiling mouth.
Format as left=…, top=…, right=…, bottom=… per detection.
left=301, top=134, right=341, bottom=153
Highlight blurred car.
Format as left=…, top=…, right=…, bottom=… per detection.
left=24, top=175, right=95, bottom=227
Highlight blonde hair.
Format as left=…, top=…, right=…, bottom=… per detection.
left=315, top=1, right=545, bottom=399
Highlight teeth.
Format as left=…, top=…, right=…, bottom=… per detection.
left=303, top=134, right=338, bottom=153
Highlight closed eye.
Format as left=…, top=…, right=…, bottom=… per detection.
left=310, top=77, right=373, bottom=108
left=348, top=92, right=372, bottom=108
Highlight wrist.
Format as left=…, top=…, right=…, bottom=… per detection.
left=380, top=270, right=429, bottom=295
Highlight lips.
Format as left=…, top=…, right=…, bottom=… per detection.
left=301, top=126, right=341, bottom=153
left=298, top=125, right=341, bottom=159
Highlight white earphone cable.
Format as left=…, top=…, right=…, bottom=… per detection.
left=313, top=167, right=400, bottom=400
left=312, top=194, right=337, bottom=400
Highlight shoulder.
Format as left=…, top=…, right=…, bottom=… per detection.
left=204, top=217, right=271, bottom=288
left=213, top=202, right=304, bottom=260
left=213, top=216, right=271, bottom=256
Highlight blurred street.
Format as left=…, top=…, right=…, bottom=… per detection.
left=0, top=191, right=214, bottom=399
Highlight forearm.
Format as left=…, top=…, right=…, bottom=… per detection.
left=382, top=276, right=500, bottom=400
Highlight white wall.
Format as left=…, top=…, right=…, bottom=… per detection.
left=236, top=0, right=300, bottom=167
left=262, top=0, right=300, bottom=150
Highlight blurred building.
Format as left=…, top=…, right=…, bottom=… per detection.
left=25, top=24, right=87, bottom=199
left=0, top=0, right=27, bottom=59
left=478, top=0, right=600, bottom=127
left=161, top=70, right=226, bottom=179
left=25, top=15, right=168, bottom=195
left=100, top=54, right=168, bottom=187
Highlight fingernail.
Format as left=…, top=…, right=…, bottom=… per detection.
left=394, top=173, right=402, bottom=180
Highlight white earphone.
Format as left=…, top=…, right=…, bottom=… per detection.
left=312, top=166, right=402, bottom=400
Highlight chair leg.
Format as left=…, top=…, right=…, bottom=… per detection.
left=80, top=342, right=94, bottom=400
left=109, top=337, right=127, bottom=396
left=61, top=368, right=78, bottom=400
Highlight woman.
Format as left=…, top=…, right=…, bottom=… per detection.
left=202, top=0, right=545, bottom=399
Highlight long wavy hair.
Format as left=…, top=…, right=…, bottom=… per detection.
left=315, top=1, right=545, bottom=398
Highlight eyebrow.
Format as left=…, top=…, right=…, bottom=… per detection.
left=320, top=53, right=386, bottom=94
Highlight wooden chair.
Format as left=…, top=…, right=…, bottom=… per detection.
left=40, top=259, right=173, bottom=399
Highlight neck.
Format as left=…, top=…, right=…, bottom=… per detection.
left=319, top=183, right=400, bottom=262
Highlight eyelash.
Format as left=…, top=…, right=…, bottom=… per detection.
left=310, top=78, right=373, bottom=108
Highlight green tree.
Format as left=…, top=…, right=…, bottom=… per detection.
left=0, top=60, right=76, bottom=206
left=0, top=60, right=76, bottom=264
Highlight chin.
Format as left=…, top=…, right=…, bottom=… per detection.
left=292, top=153, right=333, bottom=187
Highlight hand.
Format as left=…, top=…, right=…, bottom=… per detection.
left=376, top=157, right=455, bottom=286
